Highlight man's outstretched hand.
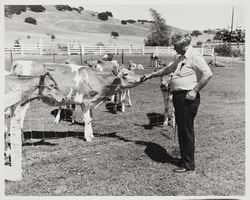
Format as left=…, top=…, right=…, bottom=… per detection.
left=140, top=74, right=151, bottom=83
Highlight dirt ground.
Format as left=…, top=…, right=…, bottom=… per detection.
left=4, top=54, right=245, bottom=196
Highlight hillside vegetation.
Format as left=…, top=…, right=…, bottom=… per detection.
left=5, top=5, right=205, bottom=45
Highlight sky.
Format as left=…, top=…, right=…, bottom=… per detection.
left=85, top=1, right=245, bottom=31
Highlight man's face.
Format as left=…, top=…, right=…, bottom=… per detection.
left=173, top=43, right=186, bottom=55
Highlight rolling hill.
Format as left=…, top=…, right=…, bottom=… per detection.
left=5, top=5, right=210, bottom=46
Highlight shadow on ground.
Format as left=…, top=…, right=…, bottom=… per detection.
left=134, top=112, right=165, bottom=130
left=23, top=130, right=179, bottom=165
left=96, top=132, right=179, bottom=165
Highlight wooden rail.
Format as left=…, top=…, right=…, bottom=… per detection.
left=5, top=42, right=215, bottom=56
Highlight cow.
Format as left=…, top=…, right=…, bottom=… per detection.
left=160, top=74, right=175, bottom=127
left=151, top=53, right=159, bottom=68
left=128, top=60, right=137, bottom=70
left=159, top=62, right=175, bottom=128
left=87, top=59, right=133, bottom=113
left=10, top=61, right=143, bottom=142
left=128, top=61, right=144, bottom=70
left=5, top=72, right=66, bottom=144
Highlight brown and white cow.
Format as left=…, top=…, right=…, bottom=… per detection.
left=10, top=60, right=143, bottom=142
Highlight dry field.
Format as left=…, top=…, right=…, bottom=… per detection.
left=5, top=54, right=245, bottom=196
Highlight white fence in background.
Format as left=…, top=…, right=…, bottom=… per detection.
left=5, top=41, right=215, bottom=56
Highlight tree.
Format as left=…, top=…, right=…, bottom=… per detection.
left=97, top=12, right=108, bottom=21
left=24, top=17, right=37, bottom=25
left=105, top=11, right=113, bottom=17
left=111, top=31, right=119, bottom=39
left=27, top=5, right=46, bottom=12
left=5, top=5, right=27, bottom=18
left=144, top=8, right=171, bottom=46
left=126, top=19, right=136, bottom=24
left=121, top=20, right=127, bottom=25
left=79, top=7, right=84, bottom=12
left=191, top=30, right=202, bottom=37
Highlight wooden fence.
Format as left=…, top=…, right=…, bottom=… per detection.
left=5, top=42, right=215, bottom=57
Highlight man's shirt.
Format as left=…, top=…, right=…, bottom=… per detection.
left=171, top=46, right=212, bottom=91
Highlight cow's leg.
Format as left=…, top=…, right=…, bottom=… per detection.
left=121, top=91, right=126, bottom=112
left=169, top=94, right=175, bottom=127
left=113, top=93, right=118, bottom=114
left=110, top=95, right=115, bottom=102
left=89, top=109, right=94, bottom=139
left=126, top=89, right=132, bottom=107
left=71, top=104, right=76, bottom=123
left=83, top=108, right=93, bottom=142
left=160, top=84, right=170, bottom=126
left=54, top=106, right=62, bottom=124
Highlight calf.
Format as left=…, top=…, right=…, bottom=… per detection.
left=88, top=59, right=133, bottom=113
left=159, top=62, right=175, bottom=127
left=151, top=53, right=159, bottom=68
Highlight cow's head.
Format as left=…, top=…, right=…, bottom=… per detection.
left=117, top=68, right=143, bottom=89
left=38, top=72, right=66, bottom=105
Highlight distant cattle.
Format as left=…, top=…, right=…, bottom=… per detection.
left=10, top=60, right=143, bottom=142
left=151, top=53, right=159, bottom=68
left=128, top=61, right=144, bottom=70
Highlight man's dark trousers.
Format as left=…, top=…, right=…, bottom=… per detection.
left=173, top=90, right=200, bottom=170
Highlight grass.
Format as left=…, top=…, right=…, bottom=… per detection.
left=4, top=54, right=245, bottom=196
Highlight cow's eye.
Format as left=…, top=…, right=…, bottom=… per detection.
left=49, top=83, right=55, bottom=88
left=123, top=73, right=128, bottom=77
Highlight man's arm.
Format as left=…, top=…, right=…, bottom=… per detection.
left=186, top=55, right=213, bottom=100
left=141, top=57, right=181, bottom=82
left=193, top=71, right=213, bottom=92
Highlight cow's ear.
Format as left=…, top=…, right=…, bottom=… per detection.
left=111, top=66, right=119, bottom=77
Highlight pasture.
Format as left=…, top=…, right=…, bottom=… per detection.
left=5, top=54, right=245, bottom=196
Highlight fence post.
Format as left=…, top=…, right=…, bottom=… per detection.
left=142, top=46, right=145, bottom=55
left=53, top=49, right=56, bottom=63
left=39, top=39, right=43, bottom=56
left=201, top=44, right=204, bottom=55
left=100, top=46, right=102, bottom=55
left=20, top=43, right=24, bottom=55
left=121, top=49, right=124, bottom=64
left=67, top=43, right=70, bottom=56
left=82, top=44, right=85, bottom=55
left=156, top=46, right=159, bottom=54
left=10, top=49, right=13, bottom=64
left=129, top=45, right=132, bottom=55
left=4, top=88, right=22, bottom=181
left=115, top=45, right=117, bottom=55
left=79, top=43, right=83, bottom=65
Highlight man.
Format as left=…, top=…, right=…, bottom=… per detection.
left=141, top=33, right=213, bottom=173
